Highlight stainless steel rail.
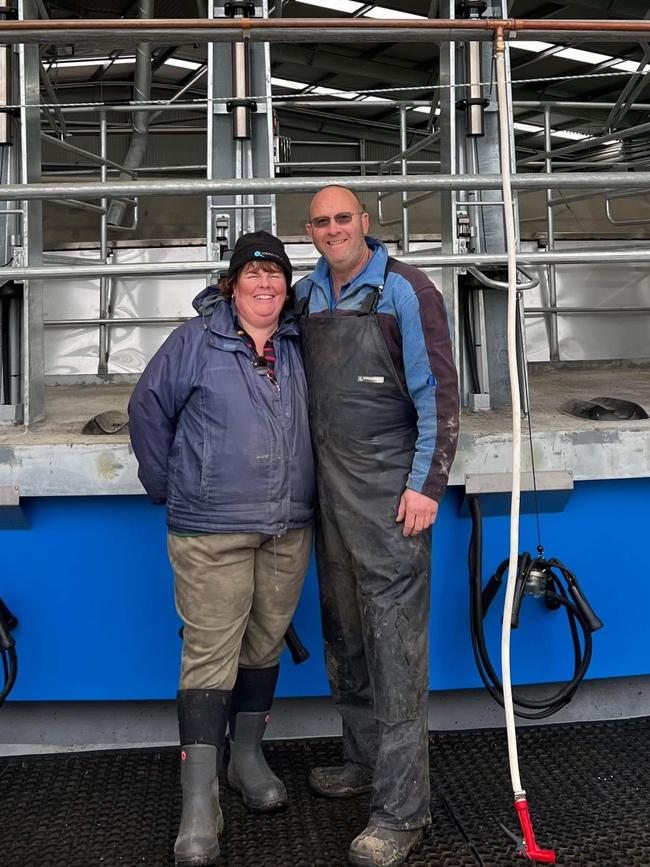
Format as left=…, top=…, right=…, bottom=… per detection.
left=3, top=172, right=650, bottom=201
left=6, top=247, right=650, bottom=281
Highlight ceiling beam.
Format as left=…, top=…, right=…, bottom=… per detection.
left=554, top=0, right=650, bottom=17
left=271, top=44, right=434, bottom=88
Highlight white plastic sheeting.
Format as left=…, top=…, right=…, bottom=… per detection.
left=42, top=240, right=649, bottom=376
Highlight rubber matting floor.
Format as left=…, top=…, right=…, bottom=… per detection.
left=2, top=716, right=649, bottom=866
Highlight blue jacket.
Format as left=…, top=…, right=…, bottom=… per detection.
left=294, top=237, right=459, bottom=502
left=128, top=288, right=314, bottom=534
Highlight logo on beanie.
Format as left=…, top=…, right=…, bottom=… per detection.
left=254, top=250, right=285, bottom=266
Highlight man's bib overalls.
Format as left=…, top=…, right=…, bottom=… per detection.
left=299, top=270, right=432, bottom=830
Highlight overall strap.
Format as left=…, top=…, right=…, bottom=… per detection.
left=293, top=284, right=314, bottom=318
left=357, top=255, right=398, bottom=315
left=384, top=255, right=398, bottom=281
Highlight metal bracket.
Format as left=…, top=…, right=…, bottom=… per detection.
left=456, top=97, right=490, bottom=111
left=225, top=98, right=258, bottom=112
left=224, top=1, right=255, bottom=16
left=0, top=485, right=28, bottom=529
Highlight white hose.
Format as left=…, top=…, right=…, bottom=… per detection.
left=495, top=32, right=525, bottom=799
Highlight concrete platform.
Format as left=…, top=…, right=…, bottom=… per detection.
left=0, top=364, right=648, bottom=496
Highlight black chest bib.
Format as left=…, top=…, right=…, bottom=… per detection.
left=299, top=260, right=418, bottom=506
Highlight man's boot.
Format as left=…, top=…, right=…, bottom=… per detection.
left=174, top=688, right=231, bottom=867
left=227, top=665, right=287, bottom=812
left=347, top=824, right=424, bottom=867
left=308, top=762, right=373, bottom=798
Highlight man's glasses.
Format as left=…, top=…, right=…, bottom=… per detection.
left=309, top=211, right=363, bottom=229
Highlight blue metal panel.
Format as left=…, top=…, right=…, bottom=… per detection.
left=2, top=478, right=649, bottom=701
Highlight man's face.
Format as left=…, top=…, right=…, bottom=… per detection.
left=306, top=187, right=370, bottom=274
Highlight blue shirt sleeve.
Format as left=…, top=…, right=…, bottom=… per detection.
left=392, top=273, right=459, bottom=500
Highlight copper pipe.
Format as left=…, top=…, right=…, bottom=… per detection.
left=0, top=17, right=491, bottom=32
left=509, top=19, right=650, bottom=34
left=2, top=19, right=650, bottom=48
left=1, top=17, right=650, bottom=35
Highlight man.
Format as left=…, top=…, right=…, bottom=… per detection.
left=294, top=185, right=459, bottom=867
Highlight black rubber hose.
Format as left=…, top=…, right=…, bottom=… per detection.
left=468, top=495, right=594, bottom=720
left=0, top=647, right=17, bottom=706
left=285, top=623, right=310, bottom=665
left=461, top=286, right=481, bottom=395
left=0, top=597, right=18, bottom=707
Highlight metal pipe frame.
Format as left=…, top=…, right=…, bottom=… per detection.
left=41, top=132, right=136, bottom=175
left=514, top=100, right=650, bottom=111
left=49, top=198, right=106, bottom=214
left=275, top=160, right=440, bottom=169
left=38, top=61, right=67, bottom=139
left=56, top=307, right=650, bottom=326
left=10, top=99, right=650, bottom=117
left=4, top=13, right=650, bottom=394
left=399, top=106, right=410, bottom=253
left=518, top=120, right=650, bottom=167
left=8, top=291, right=20, bottom=404
left=106, top=0, right=154, bottom=229
left=605, top=197, right=650, bottom=226
left=46, top=316, right=189, bottom=326
left=544, top=105, right=560, bottom=362
left=2, top=18, right=650, bottom=45
left=7, top=247, right=650, bottom=281
left=525, top=306, right=650, bottom=315
left=99, top=111, right=109, bottom=376
left=605, top=44, right=650, bottom=131
left=3, top=172, right=650, bottom=202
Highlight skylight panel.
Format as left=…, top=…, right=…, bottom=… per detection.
left=272, top=76, right=307, bottom=90
left=412, top=106, right=440, bottom=115
left=509, top=40, right=555, bottom=53
left=311, top=85, right=357, bottom=99
left=47, top=57, right=135, bottom=68
left=555, top=47, right=612, bottom=65
left=612, top=59, right=650, bottom=74
left=514, top=121, right=543, bottom=133
left=513, top=121, right=589, bottom=141
left=550, top=129, right=589, bottom=140
left=295, top=0, right=364, bottom=12
left=363, top=7, right=426, bottom=19
left=164, top=58, right=202, bottom=71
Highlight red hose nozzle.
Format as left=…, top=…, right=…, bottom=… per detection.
left=514, top=799, right=556, bottom=863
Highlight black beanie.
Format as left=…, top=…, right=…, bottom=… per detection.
left=227, top=231, right=292, bottom=286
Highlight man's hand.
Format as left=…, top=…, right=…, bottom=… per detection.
left=396, top=489, right=439, bottom=537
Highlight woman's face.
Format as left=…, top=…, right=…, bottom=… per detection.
left=233, top=262, right=287, bottom=331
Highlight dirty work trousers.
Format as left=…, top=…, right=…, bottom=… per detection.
left=300, top=290, right=432, bottom=831
left=169, top=528, right=312, bottom=691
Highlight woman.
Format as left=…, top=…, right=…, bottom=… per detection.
left=128, top=231, right=314, bottom=867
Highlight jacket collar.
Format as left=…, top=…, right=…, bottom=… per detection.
left=309, top=236, right=388, bottom=294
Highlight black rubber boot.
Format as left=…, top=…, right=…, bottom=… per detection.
left=227, top=666, right=287, bottom=812
left=174, top=689, right=231, bottom=867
